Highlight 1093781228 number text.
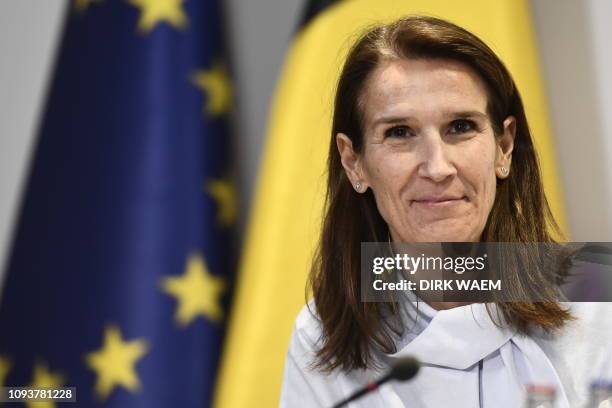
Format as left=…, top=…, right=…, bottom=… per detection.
left=0, top=387, right=76, bottom=402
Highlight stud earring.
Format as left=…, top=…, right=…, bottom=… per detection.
left=355, top=182, right=362, bottom=192
left=501, top=167, right=508, bottom=175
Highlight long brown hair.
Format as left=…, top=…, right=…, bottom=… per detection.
left=309, top=16, right=572, bottom=372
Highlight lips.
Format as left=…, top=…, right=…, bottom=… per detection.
left=411, top=196, right=467, bottom=207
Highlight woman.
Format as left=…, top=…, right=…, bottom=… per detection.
left=280, top=16, right=612, bottom=407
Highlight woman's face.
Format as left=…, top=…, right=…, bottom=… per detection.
left=337, top=58, right=515, bottom=242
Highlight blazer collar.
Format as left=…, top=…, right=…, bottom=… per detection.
left=388, top=302, right=514, bottom=370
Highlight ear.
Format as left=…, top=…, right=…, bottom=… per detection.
left=336, top=133, right=368, bottom=192
left=495, top=116, right=516, bottom=179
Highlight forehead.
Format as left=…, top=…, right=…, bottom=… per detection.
left=359, top=58, right=490, bottom=125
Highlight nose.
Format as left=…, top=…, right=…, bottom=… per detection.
left=417, top=133, right=457, bottom=182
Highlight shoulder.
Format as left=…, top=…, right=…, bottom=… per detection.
left=281, top=301, right=388, bottom=407
left=565, top=302, right=612, bottom=366
left=295, top=300, right=321, bottom=333
left=280, top=301, right=333, bottom=407
left=569, top=302, right=612, bottom=328
left=534, top=303, right=612, bottom=404
left=288, top=300, right=324, bottom=359
left=556, top=302, right=612, bottom=348
left=535, top=302, right=612, bottom=343
left=537, top=302, right=612, bottom=362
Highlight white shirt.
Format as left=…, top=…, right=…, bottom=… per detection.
left=280, top=298, right=612, bottom=407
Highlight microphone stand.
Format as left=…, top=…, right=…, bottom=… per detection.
left=330, top=357, right=420, bottom=408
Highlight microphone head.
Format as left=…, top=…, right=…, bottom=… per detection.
left=389, top=357, right=420, bottom=381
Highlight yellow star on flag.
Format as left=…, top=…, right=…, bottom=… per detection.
left=128, top=0, right=188, bottom=33
left=26, top=361, right=65, bottom=408
left=73, top=0, right=102, bottom=13
left=85, top=325, right=150, bottom=400
left=0, top=355, right=11, bottom=388
left=206, top=178, right=237, bottom=226
left=161, top=253, right=225, bottom=325
left=191, top=63, right=232, bottom=117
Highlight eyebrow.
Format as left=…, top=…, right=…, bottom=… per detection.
left=371, top=110, right=488, bottom=128
left=452, top=110, right=488, bottom=119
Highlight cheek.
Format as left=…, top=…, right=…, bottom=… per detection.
left=363, top=151, right=411, bottom=193
left=362, top=153, right=412, bottom=216
left=463, top=143, right=497, bottom=206
left=483, top=171, right=498, bottom=210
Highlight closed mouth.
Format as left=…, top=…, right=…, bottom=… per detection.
left=411, top=196, right=467, bottom=206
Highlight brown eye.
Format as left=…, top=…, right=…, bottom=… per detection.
left=449, top=119, right=476, bottom=134
left=384, top=126, right=411, bottom=138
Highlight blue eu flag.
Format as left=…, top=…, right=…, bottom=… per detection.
left=0, top=0, right=234, bottom=406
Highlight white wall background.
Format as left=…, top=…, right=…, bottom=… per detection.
left=531, top=0, right=612, bottom=241
left=0, top=1, right=66, bottom=278
left=1, top=0, right=611, bottom=284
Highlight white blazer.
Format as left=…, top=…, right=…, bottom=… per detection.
left=280, top=298, right=612, bottom=408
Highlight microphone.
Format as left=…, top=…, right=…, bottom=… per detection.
left=330, top=356, right=420, bottom=408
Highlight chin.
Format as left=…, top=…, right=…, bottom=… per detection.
left=416, top=223, right=480, bottom=242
